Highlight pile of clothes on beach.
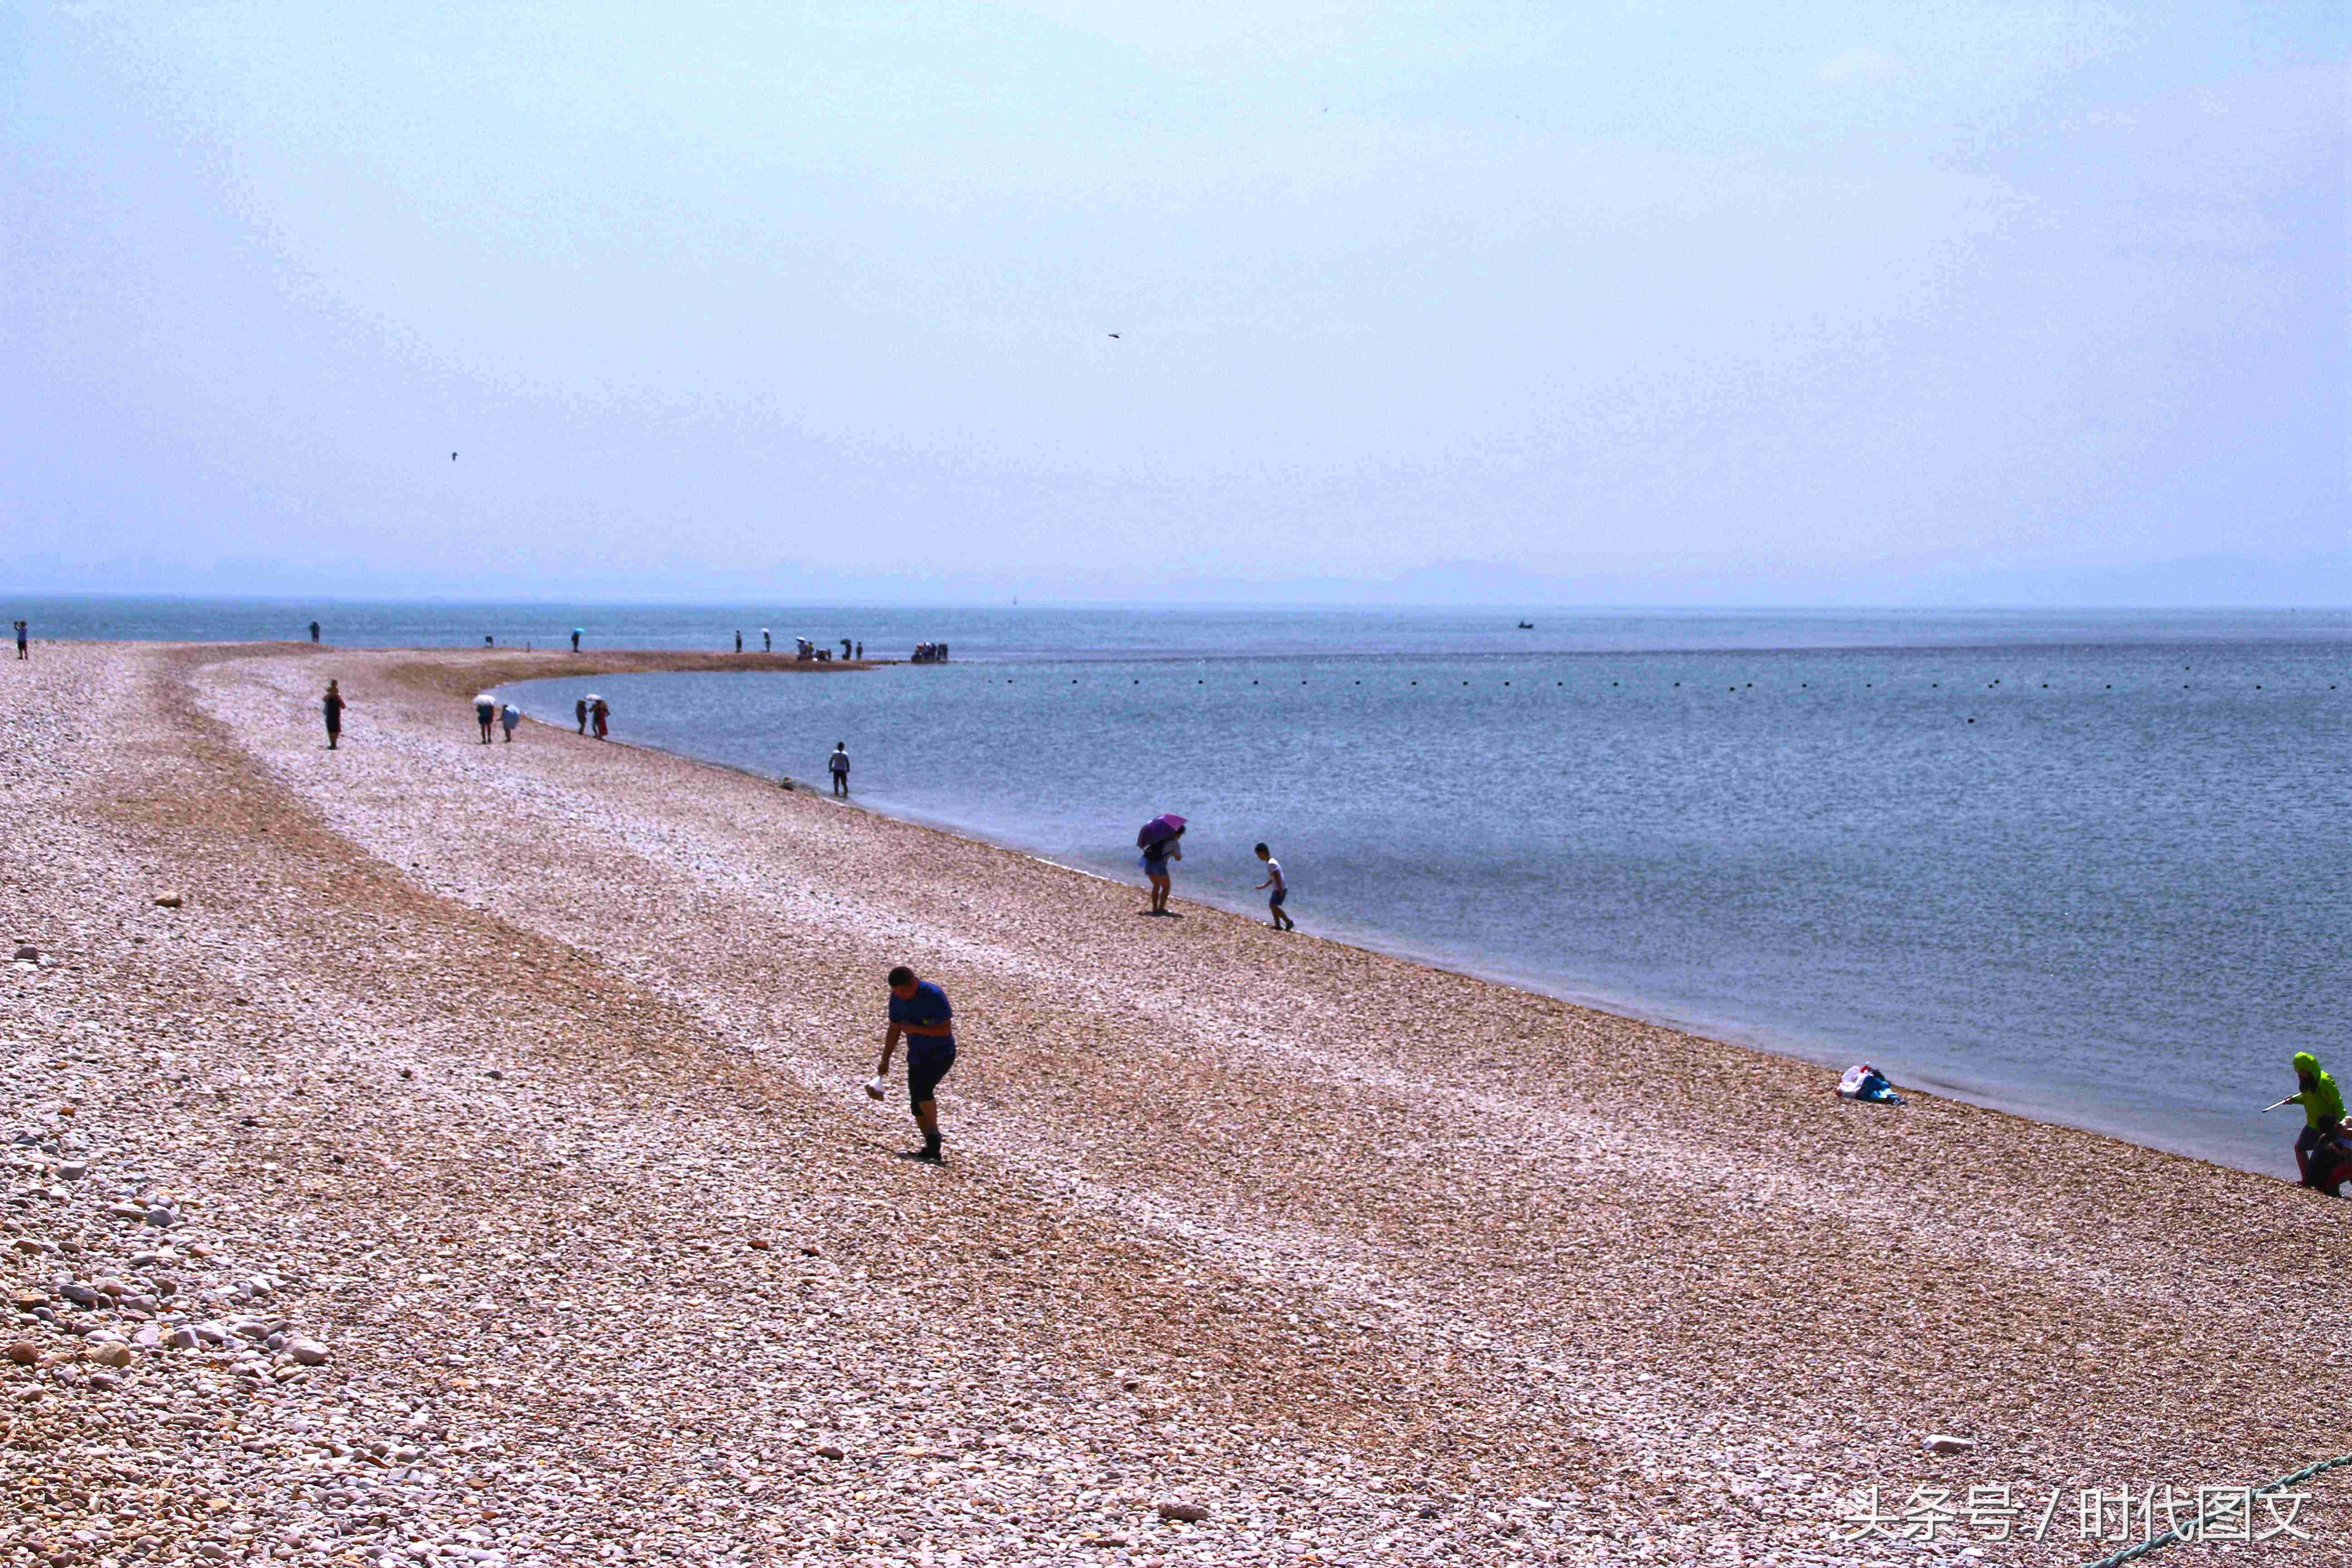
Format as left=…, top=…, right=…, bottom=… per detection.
left=1837, top=1062, right=1904, bottom=1105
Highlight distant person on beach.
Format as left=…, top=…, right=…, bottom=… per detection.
left=735, top=630, right=743, bottom=653
left=571, top=630, right=581, bottom=652
left=574, top=697, right=588, bottom=735
left=1254, top=843, right=1294, bottom=931
left=309, top=620, right=320, bottom=644
left=2287, top=1052, right=2346, bottom=1191
left=855, top=641, right=863, bottom=660
left=500, top=702, right=520, bottom=743
left=474, top=692, right=497, bottom=744
left=828, top=742, right=851, bottom=797
left=1143, top=825, right=1183, bottom=915
left=12, top=620, right=25, bottom=661
left=591, top=696, right=610, bottom=740
left=323, top=681, right=345, bottom=749
left=762, top=629, right=772, bottom=652
left=872, top=965, right=954, bottom=1163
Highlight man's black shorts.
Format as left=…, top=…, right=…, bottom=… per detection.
left=907, top=1039, right=956, bottom=1108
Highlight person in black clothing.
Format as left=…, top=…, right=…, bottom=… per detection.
left=873, top=965, right=955, bottom=1162
left=309, top=620, right=321, bottom=643
left=12, top=620, right=26, bottom=660
left=323, top=681, right=345, bottom=749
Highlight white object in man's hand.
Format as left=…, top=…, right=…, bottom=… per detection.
left=864, top=1076, right=887, bottom=1102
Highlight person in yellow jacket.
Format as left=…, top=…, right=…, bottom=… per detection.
left=2286, top=1052, right=2346, bottom=1191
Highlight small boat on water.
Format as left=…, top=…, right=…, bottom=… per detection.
left=1516, top=621, right=1535, bottom=629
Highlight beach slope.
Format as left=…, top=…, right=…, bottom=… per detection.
left=2, top=642, right=2344, bottom=1566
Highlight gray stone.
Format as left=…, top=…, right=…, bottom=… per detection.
left=1157, top=1501, right=1210, bottom=1523
left=288, top=1338, right=330, bottom=1366
left=1922, top=1433, right=1978, bottom=1456
left=166, top=1326, right=202, bottom=1349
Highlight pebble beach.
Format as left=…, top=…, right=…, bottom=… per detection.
left=4, top=641, right=2346, bottom=1567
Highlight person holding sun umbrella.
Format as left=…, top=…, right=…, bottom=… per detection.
left=1138, top=813, right=1186, bottom=916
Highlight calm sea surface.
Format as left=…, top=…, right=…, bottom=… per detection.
left=20, top=595, right=2347, bottom=1176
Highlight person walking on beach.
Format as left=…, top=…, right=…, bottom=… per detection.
left=12, top=620, right=25, bottom=661
left=872, top=965, right=955, bottom=1163
left=828, top=742, right=851, bottom=797
left=1143, top=824, right=1183, bottom=915
left=309, top=620, right=320, bottom=644
left=500, top=701, right=520, bottom=743
left=735, top=629, right=743, bottom=653
left=1254, top=843, right=1294, bottom=931
left=474, top=692, right=498, bottom=745
left=574, top=697, right=588, bottom=735
left=322, top=680, right=346, bottom=749
left=2286, top=1052, right=2347, bottom=1191
left=571, top=629, right=581, bottom=653
left=762, top=629, right=772, bottom=652
left=591, top=696, right=610, bottom=740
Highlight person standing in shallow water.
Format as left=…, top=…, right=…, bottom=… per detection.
left=1143, top=825, right=1182, bottom=915
left=308, top=620, right=320, bottom=644
left=322, top=681, right=345, bottom=749
left=1255, top=842, right=1294, bottom=931
left=828, top=742, right=851, bottom=797
left=873, top=965, right=954, bottom=1163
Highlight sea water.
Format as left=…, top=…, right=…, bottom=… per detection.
left=18, top=594, right=2343, bottom=1176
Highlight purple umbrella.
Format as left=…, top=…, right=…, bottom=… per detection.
left=1137, top=813, right=1186, bottom=848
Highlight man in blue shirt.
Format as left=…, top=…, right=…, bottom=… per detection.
left=875, top=965, right=955, bottom=1163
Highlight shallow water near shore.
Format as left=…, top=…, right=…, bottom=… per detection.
left=493, top=608, right=2351, bottom=1180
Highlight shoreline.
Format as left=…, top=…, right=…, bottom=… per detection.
left=5, top=640, right=2346, bottom=1566
left=492, top=655, right=2292, bottom=1186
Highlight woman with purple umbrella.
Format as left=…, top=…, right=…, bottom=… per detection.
left=1138, top=814, right=1185, bottom=916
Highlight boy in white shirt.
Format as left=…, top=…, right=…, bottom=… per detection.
left=1254, top=843, right=1294, bottom=931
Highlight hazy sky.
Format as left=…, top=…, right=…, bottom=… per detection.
left=3, top=3, right=2343, bottom=602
